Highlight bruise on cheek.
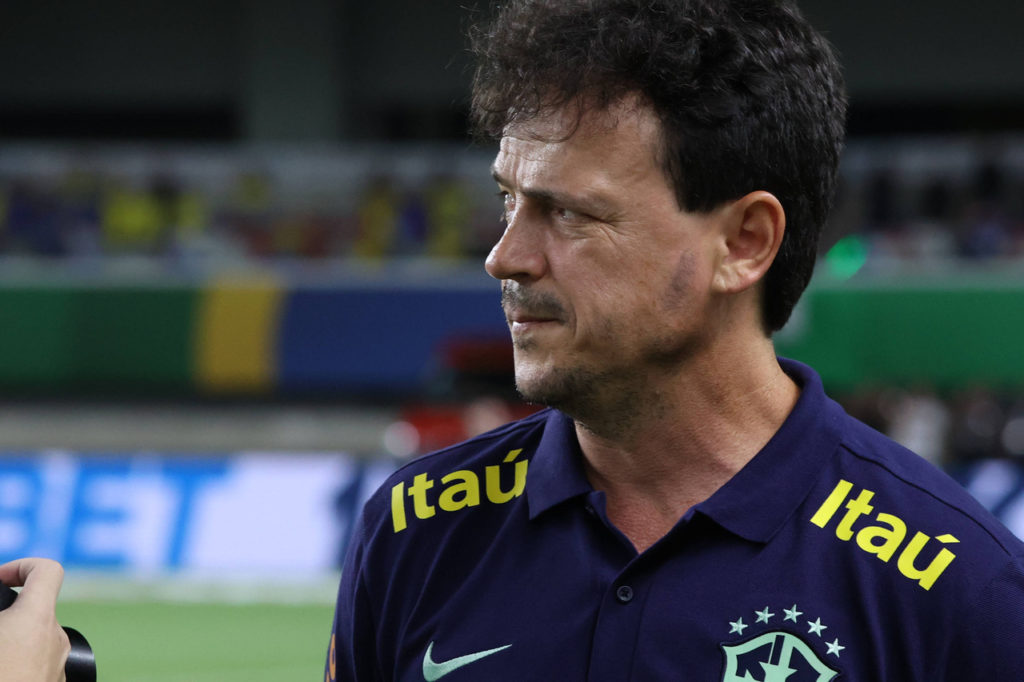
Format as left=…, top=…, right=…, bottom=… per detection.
left=660, top=251, right=697, bottom=311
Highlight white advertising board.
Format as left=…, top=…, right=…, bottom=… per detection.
left=0, top=451, right=395, bottom=575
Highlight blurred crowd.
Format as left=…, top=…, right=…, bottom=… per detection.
left=0, top=145, right=503, bottom=268
left=838, top=164, right=1024, bottom=264
left=841, top=384, right=1024, bottom=472
left=824, top=139, right=1024, bottom=267
left=0, top=138, right=1022, bottom=268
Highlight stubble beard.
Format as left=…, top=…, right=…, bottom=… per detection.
left=513, top=342, right=602, bottom=413
left=502, top=262, right=704, bottom=436
left=512, top=334, right=673, bottom=439
left=512, top=307, right=709, bottom=440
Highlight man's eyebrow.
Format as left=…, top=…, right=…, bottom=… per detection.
left=490, top=168, right=613, bottom=214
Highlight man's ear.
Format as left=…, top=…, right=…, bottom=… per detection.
left=711, top=191, right=786, bottom=294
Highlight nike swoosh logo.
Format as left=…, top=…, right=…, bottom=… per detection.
left=422, top=641, right=512, bottom=681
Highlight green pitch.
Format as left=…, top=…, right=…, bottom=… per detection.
left=58, top=600, right=334, bottom=682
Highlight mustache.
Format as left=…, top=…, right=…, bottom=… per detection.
left=500, top=283, right=567, bottom=320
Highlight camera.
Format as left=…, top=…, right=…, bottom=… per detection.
left=0, top=581, right=96, bottom=682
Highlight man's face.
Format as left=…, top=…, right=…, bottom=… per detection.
left=486, top=99, right=726, bottom=413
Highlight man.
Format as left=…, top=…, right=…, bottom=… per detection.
left=327, top=1, right=1024, bottom=679
left=0, top=558, right=71, bottom=681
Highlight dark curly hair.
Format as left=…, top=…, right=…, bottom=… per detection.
left=469, top=0, right=847, bottom=332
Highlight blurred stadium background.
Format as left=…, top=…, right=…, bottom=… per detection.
left=1, top=0, right=1024, bottom=679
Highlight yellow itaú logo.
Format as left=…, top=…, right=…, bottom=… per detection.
left=390, top=449, right=528, bottom=532
left=810, top=479, right=959, bottom=590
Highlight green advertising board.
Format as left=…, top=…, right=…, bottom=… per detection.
left=776, top=268, right=1024, bottom=391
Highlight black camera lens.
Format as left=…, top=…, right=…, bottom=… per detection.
left=63, top=626, right=96, bottom=682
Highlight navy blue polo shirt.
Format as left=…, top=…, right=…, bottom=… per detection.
left=327, top=359, right=1024, bottom=681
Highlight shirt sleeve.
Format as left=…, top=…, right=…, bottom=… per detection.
left=326, top=511, right=384, bottom=682
left=944, top=556, right=1024, bottom=678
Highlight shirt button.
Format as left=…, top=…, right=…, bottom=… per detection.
left=616, top=585, right=634, bottom=604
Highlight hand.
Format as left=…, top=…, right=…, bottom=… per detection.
left=0, top=558, right=71, bottom=682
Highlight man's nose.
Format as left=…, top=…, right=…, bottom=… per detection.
left=484, top=212, right=547, bottom=282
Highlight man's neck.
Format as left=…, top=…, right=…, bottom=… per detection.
left=573, top=342, right=799, bottom=552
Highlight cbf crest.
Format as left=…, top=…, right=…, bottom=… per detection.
left=719, top=604, right=842, bottom=682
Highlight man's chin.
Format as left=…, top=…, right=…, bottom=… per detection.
left=513, top=365, right=592, bottom=412
left=513, top=377, right=549, bottom=406
left=513, top=370, right=560, bottom=408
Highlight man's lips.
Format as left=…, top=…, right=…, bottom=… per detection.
left=507, top=311, right=560, bottom=324
left=505, top=310, right=563, bottom=335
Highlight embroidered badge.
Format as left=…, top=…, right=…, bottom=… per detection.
left=720, top=604, right=842, bottom=682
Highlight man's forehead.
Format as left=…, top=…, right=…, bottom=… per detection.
left=491, top=98, right=671, bottom=211
left=501, top=95, right=660, bottom=146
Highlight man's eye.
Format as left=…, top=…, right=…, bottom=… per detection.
left=496, top=191, right=514, bottom=221
left=554, top=206, right=585, bottom=222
